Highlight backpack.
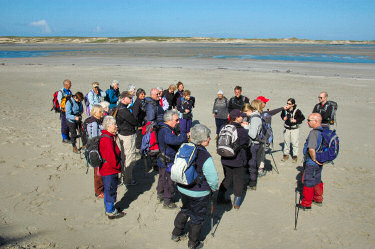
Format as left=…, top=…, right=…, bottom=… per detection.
left=216, top=124, right=241, bottom=157
left=84, top=91, right=92, bottom=108
left=110, top=105, right=125, bottom=118
left=104, top=89, right=110, bottom=102
left=250, top=113, right=273, bottom=145
left=170, top=143, right=202, bottom=186
left=84, top=134, right=113, bottom=169
left=60, top=96, right=73, bottom=113
left=140, top=122, right=160, bottom=156
left=51, top=90, right=62, bottom=112
left=327, top=101, right=338, bottom=125
left=315, top=128, right=340, bottom=164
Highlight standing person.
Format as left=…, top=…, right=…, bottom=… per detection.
left=228, top=86, right=249, bottom=113
left=104, top=80, right=120, bottom=111
left=116, top=92, right=138, bottom=186
left=255, top=95, right=286, bottom=176
left=86, top=82, right=106, bottom=116
left=157, top=110, right=189, bottom=208
left=172, top=81, right=184, bottom=109
left=217, top=110, right=249, bottom=209
left=132, top=88, right=147, bottom=151
left=163, top=84, right=176, bottom=110
left=312, top=91, right=334, bottom=127
left=281, top=98, right=305, bottom=162
left=297, top=113, right=324, bottom=211
left=82, top=105, right=105, bottom=198
left=177, top=90, right=194, bottom=134
left=127, top=84, right=137, bottom=112
left=244, top=100, right=263, bottom=190
left=65, top=92, right=84, bottom=154
left=99, top=116, right=126, bottom=219
left=99, top=101, right=110, bottom=116
left=145, top=88, right=165, bottom=123
left=212, top=89, right=229, bottom=139
left=57, top=79, right=72, bottom=143
left=157, top=86, right=169, bottom=111
left=171, top=124, right=219, bottom=249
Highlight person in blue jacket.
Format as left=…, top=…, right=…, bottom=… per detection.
left=104, top=80, right=120, bottom=111
left=65, top=92, right=84, bottom=154
left=157, top=110, right=189, bottom=208
left=57, top=79, right=72, bottom=143
left=171, top=124, right=219, bottom=249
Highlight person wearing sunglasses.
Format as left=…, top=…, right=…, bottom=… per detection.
left=86, top=82, right=106, bottom=116
left=280, top=98, right=305, bottom=162
left=312, top=91, right=334, bottom=126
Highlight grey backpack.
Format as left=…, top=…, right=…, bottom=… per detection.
left=216, top=124, right=240, bottom=157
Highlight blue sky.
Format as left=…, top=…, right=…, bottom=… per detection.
left=0, top=0, right=374, bottom=40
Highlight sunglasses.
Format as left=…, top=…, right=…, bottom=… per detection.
left=174, top=119, right=179, bottom=122
left=318, top=96, right=323, bottom=99
left=307, top=119, right=316, bottom=122
left=287, top=102, right=293, bottom=105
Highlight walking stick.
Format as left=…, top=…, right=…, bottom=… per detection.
left=268, top=145, right=279, bottom=174
left=294, top=188, right=301, bottom=230
left=210, top=197, right=214, bottom=237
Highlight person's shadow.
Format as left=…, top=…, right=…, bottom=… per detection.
left=115, top=157, right=158, bottom=211
left=295, top=165, right=304, bottom=201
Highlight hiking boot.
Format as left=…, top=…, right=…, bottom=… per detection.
left=188, top=241, right=203, bottom=249
left=247, top=185, right=257, bottom=191
left=292, top=156, right=298, bottom=163
left=258, top=168, right=267, bottom=177
left=95, top=192, right=104, bottom=199
left=62, top=139, right=71, bottom=144
left=157, top=193, right=164, bottom=203
left=296, top=203, right=311, bottom=211
left=281, top=155, right=289, bottom=162
left=312, top=200, right=323, bottom=207
left=106, top=209, right=126, bottom=219
left=163, top=202, right=177, bottom=209
left=72, top=146, right=79, bottom=154
left=171, top=234, right=187, bottom=242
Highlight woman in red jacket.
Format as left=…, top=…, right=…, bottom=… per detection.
left=99, top=116, right=125, bottom=219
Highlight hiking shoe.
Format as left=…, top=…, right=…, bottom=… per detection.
left=188, top=241, right=203, bottom=249
left=72, top=146, right=79, bottom=154
left=95, top=193, right=104, bottom=199
left=258, top=169, right=267, bottom=177
left=106, top=209, right=126, bottom=219
left=163, top=202, right=177, bottom=209
left=281, top=155, right=289, bottom=162
left=157, top=194, right=164, bottom=203
left=247, top=186, right=257, bottom=191
left=312, top=200, right=323, bottom=207
left=171, top=234, right=187, bottom=242
left=296, top=204, right=311, bottom=211
left=292, top=156, right=298, bottom=163
left=62, top=139, right=71, bottom=144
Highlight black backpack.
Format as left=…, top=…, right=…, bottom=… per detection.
left=84, top=134, right=115, bottom=173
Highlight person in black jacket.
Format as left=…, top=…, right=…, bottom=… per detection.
left=177, top=90, right=194, bottom=134
left=116, top=91, right=139, bottom=186
left=312, top=91, right=334, bottom=126
left=162, top=84, right=176, bottom=110
left=281, top=98, right=305, bottom=162
left=228, top=86, right=250, bottom=113
left=217, top=109, right=249, bottom=209
left=172, top=81, right=184, bottom=109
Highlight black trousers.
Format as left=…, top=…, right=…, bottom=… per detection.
left=219, top=165, right=246, bottom=197
left=67, top=120, right=80, bottom=147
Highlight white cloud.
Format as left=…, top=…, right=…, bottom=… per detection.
left=29, top=20, right=51, bottom=33
left=94, top=25, right=102, bottom=32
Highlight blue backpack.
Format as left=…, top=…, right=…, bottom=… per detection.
left=316, top=128, right=340, bottom=164
left=251, top=113, right=273, bottom=145
left=170, top=143, right=201, bottom=186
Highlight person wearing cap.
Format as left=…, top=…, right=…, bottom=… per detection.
left=116, top=91, right=139, bottom=186
left=228, top=86, right=249, bottom=113
left=218, top=109, right=249, bottom=209
left=281, top=98, right=305, bottom=162
left=87, top=82, right=106, bottom=116
left=255, top=95, right=286, bottom=177
left=242, top=100, right=263, bottom=190
left=212, top=89, right=229, bottom=139
left=104, top=80, right=120, bottom=111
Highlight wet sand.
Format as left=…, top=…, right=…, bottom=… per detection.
left=0, top=43, right=375, bottom=248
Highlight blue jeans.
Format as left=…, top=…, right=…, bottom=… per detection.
left=102, top=174, right=119, bottom=213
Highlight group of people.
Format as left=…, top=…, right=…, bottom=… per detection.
left=54, top=79, right=336, bottom=248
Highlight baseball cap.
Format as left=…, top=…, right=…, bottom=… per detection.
left=256, top=96, right=269, bottom=103
left=120, top=91, right=132, bottom=99
left=229, top=109, right=246, bottom=120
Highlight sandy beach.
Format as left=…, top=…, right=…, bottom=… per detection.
left=0, top=43, right=375, bottom=249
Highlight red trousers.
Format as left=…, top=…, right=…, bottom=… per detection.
left=301, top=182, right=323, bottom=207
left=94, top=168, right=104, bottom=195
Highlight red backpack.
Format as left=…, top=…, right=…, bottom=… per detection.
left=51, top=90, right=62, bottom=112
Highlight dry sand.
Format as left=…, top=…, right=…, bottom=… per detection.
left=0, top=44, right=375, bottom=249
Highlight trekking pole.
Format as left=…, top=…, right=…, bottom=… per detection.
left=294, top=188, right=301, bottom=230
left=210, top=196, right=214, bottom=237
left=268, top=145, right=279, bottom=174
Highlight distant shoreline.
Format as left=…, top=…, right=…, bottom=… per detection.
left=1, top=36, right=374, bottom=45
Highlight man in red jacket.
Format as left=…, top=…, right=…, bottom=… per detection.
left=99, top=116, right=125, bottom=219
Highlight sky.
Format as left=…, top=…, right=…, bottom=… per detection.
left=0, top=0, right=374, bottom=40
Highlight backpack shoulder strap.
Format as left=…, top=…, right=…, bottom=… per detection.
left=292, top=108, right=298, bottom=118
